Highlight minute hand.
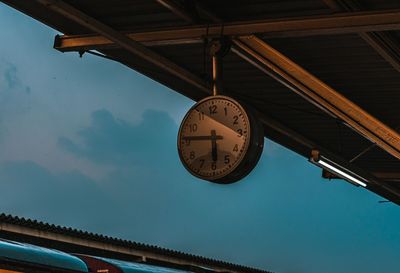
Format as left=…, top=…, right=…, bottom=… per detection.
left=182, top=135, right=223, bottom=141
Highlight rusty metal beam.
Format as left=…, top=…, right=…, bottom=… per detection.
left=54, top=9, right=400, bottom=51
left=154, top=0, right=400, bottom=192
left=233, top=35, right=400, bottom=160
left=153, top=0, right=400, bottom=196
left=323, top=0, right=400, bottom=73
left=35, top=0, right=209, bottom=95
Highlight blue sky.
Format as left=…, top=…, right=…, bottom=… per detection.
left=1, top=3, right=400, bottom=273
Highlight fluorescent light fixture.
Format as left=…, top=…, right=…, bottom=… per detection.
left=310, top=150, right=368, bottom=187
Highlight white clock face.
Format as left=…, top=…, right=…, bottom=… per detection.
left=178, top=96, right=251, bottom=181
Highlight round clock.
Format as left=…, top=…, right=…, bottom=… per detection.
left=177, top=95, right=264, bottom=184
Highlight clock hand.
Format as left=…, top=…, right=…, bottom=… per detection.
left=182, top=135, right=223, bottom=141
left=211, top=130, right=218, bottom=162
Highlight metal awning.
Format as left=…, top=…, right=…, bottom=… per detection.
left=2, top=0, right=400, bottom=204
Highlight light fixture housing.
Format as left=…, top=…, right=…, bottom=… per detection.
left=310, top=150, right=368, bottom=187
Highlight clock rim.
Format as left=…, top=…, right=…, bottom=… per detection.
left=177, top=95, right=253, bottom=182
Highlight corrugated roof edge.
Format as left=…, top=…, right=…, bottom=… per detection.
left=0, top=213, right=273, bottom=273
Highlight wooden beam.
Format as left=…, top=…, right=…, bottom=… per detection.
left=323, top=0, right=400, bottom=73
left=54, top=9, right=400, bottom=51
left=233, top=36, right=400, bottom=160
left=35, top=0, right=209, bottom=95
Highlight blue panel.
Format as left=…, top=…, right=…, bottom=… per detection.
left=0, top=239, right=88, bottom=272
left=97, top=257, right=192, bottom=273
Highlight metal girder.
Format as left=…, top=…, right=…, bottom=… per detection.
left=35, top=0, right=209, bottom=95
left=152, top=0, right=400, bottom=192
left=323, top=0, right=400, bottom=73
left=54, top=9, right=400, bottom=51
left=39, top=0, right=317, bottom=157
left=233, top=35, right=400, bottom=161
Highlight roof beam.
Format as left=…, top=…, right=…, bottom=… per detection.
left=35, top=0, right=209, bottom=95
left=54, top=9, right=400, bottom=51
left=153, top=0, right=400, bottom=196
left=323, top=0, right=400, bottom=73
left=41, top=0, right=318, bottom=157
left=233, top=35, right=400, bottom=161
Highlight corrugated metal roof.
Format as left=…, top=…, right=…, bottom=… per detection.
left=0, top=213, right=273, bottom=273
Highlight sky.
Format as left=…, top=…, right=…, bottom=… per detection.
left=1, top=3, right=400, bottom=273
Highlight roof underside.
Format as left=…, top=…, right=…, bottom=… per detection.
left=2, top=0, right=400, bottom=204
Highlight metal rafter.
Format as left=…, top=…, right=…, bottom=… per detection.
left=154, top=1, right=400, bottom=159
left=35, top=0, right=209, bottom=95
left=53, top=9, right=400, bottom=51
left=152, top=1, right=400, bottom=190
left=323, top=0, right=400, bottom=73
left=233, top=36, right=400, bottom=160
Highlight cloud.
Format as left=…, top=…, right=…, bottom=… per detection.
left=0, top=61, right=33, bottom=147
left=0, top=60, right=31, bottom=93
left=3, top=61, right=18, bottom=89
left=0, top=60, right=33, bottom=141
left=58, top=109, right=178, bottom=167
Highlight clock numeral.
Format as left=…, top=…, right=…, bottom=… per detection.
left=190, top=151, right=195, bottom=159
left=233, top=115, right=239, bottom=125
left=189, top=123, right=198, bottom=132
left=237, top=129, right=243, bottom=136
left=211, top=162, right=217, bottom=170
left=224, top=107, right=228, bottom=116
left=233, top=144, right=239, bottom=152
left=198, top=111, right=204, bottom=121
left=209, top=105, right=217, bottom=115
left=185, top=139, right=191, bottom=146
left=199, top=159, right=205, bottom=168
left=224, top=155, right=230, bottom=164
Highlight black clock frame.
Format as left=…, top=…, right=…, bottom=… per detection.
left=177, top=95, right=264, bottom=184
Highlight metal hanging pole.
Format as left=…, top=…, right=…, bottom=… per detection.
left=210, top=40, right=223, bottom=96
left=209, top=38, right=231, bottom=96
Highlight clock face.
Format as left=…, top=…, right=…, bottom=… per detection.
left=178, top=96, right=252, bottom=182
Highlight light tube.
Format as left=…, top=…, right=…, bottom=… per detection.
left=317, top=159, right=367, bottom=187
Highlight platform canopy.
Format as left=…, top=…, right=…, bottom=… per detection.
left=2, top=0, right=400, bottom=204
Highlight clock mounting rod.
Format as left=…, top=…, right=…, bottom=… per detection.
left=209, top=38, right=231, bottom=96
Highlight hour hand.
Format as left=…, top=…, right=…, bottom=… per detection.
left=211, top=129, right=218, bottom=161
left=212, top=139, right=218, bottom=161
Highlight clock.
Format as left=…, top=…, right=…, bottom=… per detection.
left=177, top=95, right=264, bottom=184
